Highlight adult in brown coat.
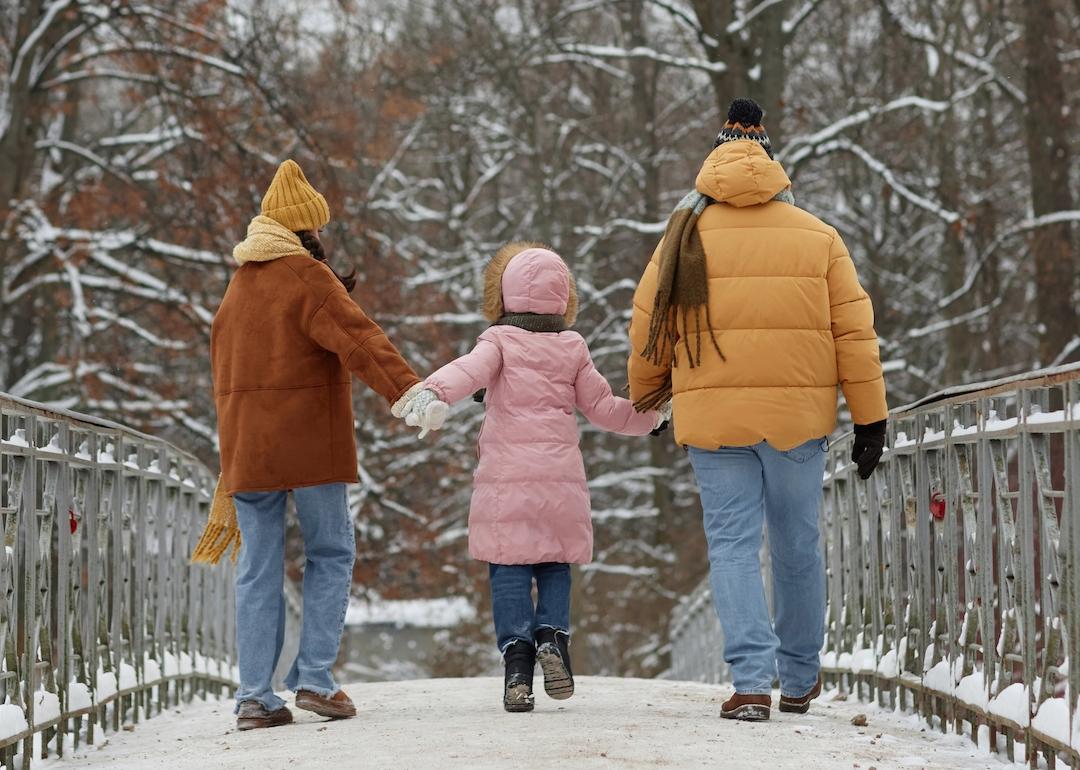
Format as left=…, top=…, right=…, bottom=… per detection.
left=628, top=100, right=888, bottom=721
left=206, top=159, right=430, bottom=731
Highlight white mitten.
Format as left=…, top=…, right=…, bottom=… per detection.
left=420, top=399, right=449, bottom=438
left=400, top=388, right=449, bottom=439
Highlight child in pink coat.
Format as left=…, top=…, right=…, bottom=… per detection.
left=410, top=242, right=665, bottom=712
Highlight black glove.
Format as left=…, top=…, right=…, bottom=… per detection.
left=851, top=420, right=886, bottom=479
left=650, top=420, right=669, bottom=437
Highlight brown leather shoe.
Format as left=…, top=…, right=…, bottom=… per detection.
left=295, top=689, right=357, bottom=719
left=779, top=677, right=822, bottom=714
left=721, top=692, right=771, bottom=721
left=236, top=701, right=293, bottom=731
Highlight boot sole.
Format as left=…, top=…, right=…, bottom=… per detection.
left=778, top=701, right=811, bottom=714
left=503, top=683, right=534, bottom=712
left=536, top=643, right=574, bottom=700
left=236, top=713, right=293, bottom=731
left=721, top=704, right=771, bottom=721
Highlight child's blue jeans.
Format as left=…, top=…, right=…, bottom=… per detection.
left=232, top=483, right=355, bottom=712
left=488, top=562, right=571, bottom=651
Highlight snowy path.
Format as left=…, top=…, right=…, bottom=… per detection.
left=47, top=677, right=1019, bottom=770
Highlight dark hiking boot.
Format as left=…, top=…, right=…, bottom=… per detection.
left=779, top=677, right=822, bottom=714
left=503, top=640, right=536, bottom=712
left=535, top=628, right=575, bottom=700
left=295, top=689, right=357, bottom=719
left=721, top=692, right=772, bottom=721
left=236, top=700, right=293, bottom=731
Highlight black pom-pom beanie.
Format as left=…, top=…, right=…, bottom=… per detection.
left=714, top=98, right=773, bottom=158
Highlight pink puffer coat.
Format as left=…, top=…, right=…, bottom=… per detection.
left=425, top=248, right=659, bottom=565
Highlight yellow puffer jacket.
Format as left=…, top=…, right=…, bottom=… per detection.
left=628, top=141, right=888, bottom=451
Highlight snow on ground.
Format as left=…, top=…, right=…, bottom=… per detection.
left=344, top=595, right=476, bottom=628
left=40, top=677, right=1023, bottom=770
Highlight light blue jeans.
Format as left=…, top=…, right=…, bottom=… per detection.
left=688, top=438, right=828, bottom=697
left=232, top=483, right=355, bottom=712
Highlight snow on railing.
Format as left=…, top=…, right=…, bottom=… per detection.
left=668, top=363, right=1080, bottom=768
left=0, top=393, right=238, bottom=769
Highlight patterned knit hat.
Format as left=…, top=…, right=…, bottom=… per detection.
left=714, top=98, right=773, bottom=158
left=260, top=159, right=330, bottom=232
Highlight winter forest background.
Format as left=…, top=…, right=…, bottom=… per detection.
left=1, top=0, right=1078, bottom=678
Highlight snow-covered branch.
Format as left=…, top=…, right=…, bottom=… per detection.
left=806, top=138, right=960, bottom=224
left=548, top=43, right=727, bottom=74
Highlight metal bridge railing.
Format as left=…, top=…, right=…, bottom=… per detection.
left=0, top=393, right=238, bottom=769
left=668, top=363, right=1080, bottom=768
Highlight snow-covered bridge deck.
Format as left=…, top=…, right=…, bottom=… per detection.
left=55, top=677, right=1012, bottom=770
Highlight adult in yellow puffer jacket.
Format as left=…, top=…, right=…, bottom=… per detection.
left=627, top=99, right=888, bottom=721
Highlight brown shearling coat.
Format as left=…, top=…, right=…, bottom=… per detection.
left=212, top=253, right=420, bottom=493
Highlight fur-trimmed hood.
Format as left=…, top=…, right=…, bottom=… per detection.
left=483, top=242, right=578, bottom=325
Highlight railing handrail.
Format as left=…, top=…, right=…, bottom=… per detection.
left=894, top=362, right=1080, bottom=415
left=0, top=392, right=208, bottom=470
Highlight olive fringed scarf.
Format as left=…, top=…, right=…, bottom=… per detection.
left=190, top=476, right=240, bottom=565
left=634, top=190, right=724, bottom=413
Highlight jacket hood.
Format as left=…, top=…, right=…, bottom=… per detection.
left=503, top=248, right=571, bottom=316
left=232, top=215, right=308, bottom=266
left=695, top=141, right=791, bottom=207
left=483, top=243, right=578, bottom=325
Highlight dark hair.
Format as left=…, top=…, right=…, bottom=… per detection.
left=296, top=230, right=357, bottom=293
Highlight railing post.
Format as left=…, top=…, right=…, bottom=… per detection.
left=19, top=413, right=38, bottom=770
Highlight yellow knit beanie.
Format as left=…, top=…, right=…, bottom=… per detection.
left=260, top=159, right=331, bottom=232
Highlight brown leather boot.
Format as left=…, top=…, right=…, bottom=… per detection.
left=295, top=689, right=357, bottom=719
left=779, top=677, right=822, bottom=714
left=720, top=692, right=771, bottom=721
left=236, top=701, right=293, bottom=731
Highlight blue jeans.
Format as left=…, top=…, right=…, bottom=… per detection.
left=488, top=563, right=571, bottom=651
left=232, top=483, right=355, bottom=712
left=688, top=439, right=828, bottom=697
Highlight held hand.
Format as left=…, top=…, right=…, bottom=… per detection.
left=400, top=388, right=449, bottom=439
left=650, top=402, right=672, bottom=436
left=390, top=383, right=425, bottom=419
left=851, top=420, right=887, bottom=479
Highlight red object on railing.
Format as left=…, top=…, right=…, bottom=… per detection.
left=69, top=508, right=78, bottom=534
left=930, top=492, right=946, bottom=521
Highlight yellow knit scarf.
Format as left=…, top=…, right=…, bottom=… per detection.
left=232, top=215, right=309, bottom=265
left=191, top=216, right=308, bottom=566
left=190, top=476, right=241, bottom=565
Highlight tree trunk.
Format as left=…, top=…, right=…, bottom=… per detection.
left=0, top=0, right=49, bottom=209
left=934, top=4, right=968, bottom=385
left=621, top=0, right=676, bottom=549
left=1022, top=0, right=1078, bottom=365
left=749, top=3, right=786, bottom=148
left=692, top=0, right=788, bottom=147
